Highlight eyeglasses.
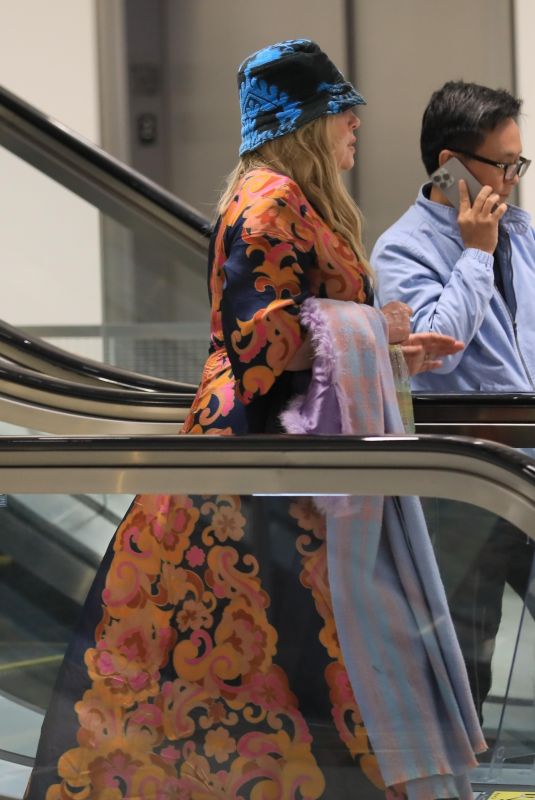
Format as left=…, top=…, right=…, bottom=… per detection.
left=453, top=149, right=531, bottom=180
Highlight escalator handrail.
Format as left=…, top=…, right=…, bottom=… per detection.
left=1, top=435, right=535, bottom=538
left=414, top=391, right=535, bottom=407
left=0, top=84, right=212, bottom=239
left=0, top=361, right=192, bottom=408
left=0, top=317, right=198, bottom=393
left=1, top=431, right=529, bottom=469
left=413, top=391, right=535, bottom=427
left=0, top=431, right=531, bottom=477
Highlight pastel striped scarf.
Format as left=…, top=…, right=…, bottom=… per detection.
left=281, top=298, right=485, bottom=800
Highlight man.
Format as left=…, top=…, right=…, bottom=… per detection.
left=371, top=80, right=535, bottom=721
left=373, top=80, right=535, bottom=392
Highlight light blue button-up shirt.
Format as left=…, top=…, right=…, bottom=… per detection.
left=371, top=184, right=535, bottom=392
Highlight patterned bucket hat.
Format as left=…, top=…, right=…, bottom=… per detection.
left=238, top=38, right=366, bottom=156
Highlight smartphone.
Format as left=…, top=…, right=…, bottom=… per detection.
left=429, top=156, right=483, bottom=209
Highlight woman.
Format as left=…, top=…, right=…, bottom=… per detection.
left=182, top=41, right=456, bottom=438
left=27, top=41, right=475, bottom=800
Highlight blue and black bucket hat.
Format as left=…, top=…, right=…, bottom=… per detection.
left=238, top=38, right=366, bottom=156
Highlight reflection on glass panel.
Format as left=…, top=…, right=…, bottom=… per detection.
left=421, top=497, right=535, bottom=789
left=491, top=568, right=535, bottom=787
left=1, top=146, right=210, bottom=385
left=0, top=493, right=133, bottom=712
left=0, top=491, right=532, bottom=798
left=102, top=207, right=210, bottom=383
left=35, top=318, right=210, bottom=386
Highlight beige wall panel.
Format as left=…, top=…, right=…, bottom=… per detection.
left=514, top=0, right=535, bottom=217
left=351, top=0, right=514, bottom=250
left=164, top=0, right=347, bottom=214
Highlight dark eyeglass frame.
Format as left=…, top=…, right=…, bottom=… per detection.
left=453, top=149, right=531, bottom=180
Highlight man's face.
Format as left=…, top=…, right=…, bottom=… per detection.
left=461, top=118, right=523, bottom=203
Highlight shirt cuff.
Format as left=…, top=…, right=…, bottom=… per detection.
left=460, top=247, right=494, bottom=268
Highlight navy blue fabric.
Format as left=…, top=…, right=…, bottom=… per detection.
left=238, top=39, right=365, bottom=155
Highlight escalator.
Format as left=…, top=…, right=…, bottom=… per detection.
left=0, top=435, right=533, bottom=798
left=1, top=86, right=534, bottom=798
left=3, top=83, right=535, bottom=445
left=0, top=84, right=203, bottom=431
left=0, top=359, right=193, bottom=435
left=0, top=317, right=197, bottom=393
left=4, top=83, right=535, bottom=447
left=0, top=84, right=205, bottom=436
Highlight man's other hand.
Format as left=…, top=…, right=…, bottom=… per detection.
left=401, top=332, right=464, bottom=375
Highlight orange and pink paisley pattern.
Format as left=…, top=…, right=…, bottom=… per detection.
left=40, top=495, right=386, bottom=799
left=182, top=168, right=370, bottom=434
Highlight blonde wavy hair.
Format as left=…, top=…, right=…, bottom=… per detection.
left=217, top=115, right=372, bottom=279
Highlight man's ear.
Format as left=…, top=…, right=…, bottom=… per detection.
left=438, top=149, right=454, bottom=167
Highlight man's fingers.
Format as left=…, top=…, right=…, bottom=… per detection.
left=406, top=333, right=464, bottom=354
left=470, top=184, right=495, bottom=212
left=433, top=341, right=464, bottom=355
left=457, top=179, right=471, bottom=210
left=481, top=192, right=502, bottom=216
left=493, top=201, right=508, bottom=220
left=422, top=359, right=443, bottom=371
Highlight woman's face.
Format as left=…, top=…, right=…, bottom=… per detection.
left=330, top=108, right=361, bottom=171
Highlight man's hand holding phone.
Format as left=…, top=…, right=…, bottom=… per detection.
left=457, top=179, right=507, bottom=254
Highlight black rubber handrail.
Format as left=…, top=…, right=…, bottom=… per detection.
left=0, top=431, right=529, bottom=470
left=414, top=392, right=535, bottom=405
left=4, top=434, right=534, bottom=528
left=0, top=361, right=192, bottom=408
left=413, top=392, right=535, bottom=424
left=0, top=85, right=212, bottom=239
left=0, top=317, right=198, bottom=393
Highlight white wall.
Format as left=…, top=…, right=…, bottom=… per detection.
left=0, top=0, right=102, bottom=327
left=513, top=0, right=535, bottom=217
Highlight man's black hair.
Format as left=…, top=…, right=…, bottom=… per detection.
left=420, top=80, right=522, bottom=175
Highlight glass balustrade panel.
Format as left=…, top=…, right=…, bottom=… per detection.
left=0, top=146, right=209, bottom=385
left=0, top=489, right=532, bottom=798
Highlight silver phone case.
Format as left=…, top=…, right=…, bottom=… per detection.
left=430, top=157, right=483, bottom=208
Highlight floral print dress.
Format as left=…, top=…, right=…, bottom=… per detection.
left=182, top=168, right=371, bottom=434
left=26, top=170, right=400, bottom=800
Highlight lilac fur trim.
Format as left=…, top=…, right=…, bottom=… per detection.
left=280, top=298, right=336, bottom=434
left=299, top=297, right=337, bottom=367
left=279, top=395, right=309, bottom=434
left=302, top=297, right=355, bottom=435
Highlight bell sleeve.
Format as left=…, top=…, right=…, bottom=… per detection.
left=220, top=182, right=316, bottom=404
